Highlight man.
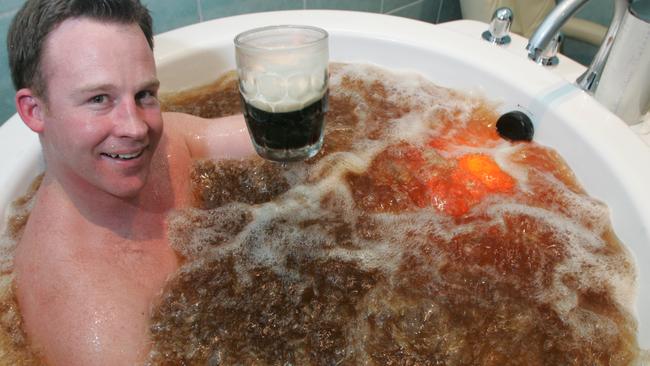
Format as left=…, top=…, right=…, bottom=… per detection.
left=7, top=1, right=254, bottom=365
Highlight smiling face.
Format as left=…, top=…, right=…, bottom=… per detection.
left=37, top=17, right=163, bottom=199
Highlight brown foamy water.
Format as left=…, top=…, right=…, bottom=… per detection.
left=145, top=63, right=643, bottom=365
left=0, top=175, right=44, bottom=365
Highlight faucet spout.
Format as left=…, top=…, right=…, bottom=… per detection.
left=527, top=0, right=589, bottom=61
left=526, top=0, right=630, bottom=93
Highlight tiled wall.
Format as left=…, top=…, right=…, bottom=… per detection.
left=0, top=0, right=615, bottom=125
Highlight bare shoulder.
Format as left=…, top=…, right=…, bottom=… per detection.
left=15, top=241, right=151, bottom=365
left=14, top=216, right=178, bottom=365
left=162, top=112, right=255, bottom=160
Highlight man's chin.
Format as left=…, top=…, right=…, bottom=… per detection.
left=115, top=187, right=144, bottom=200
left=104, top=176, right=149, bottom=200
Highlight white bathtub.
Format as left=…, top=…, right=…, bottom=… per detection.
left=2, top=10, right=649, bottom=349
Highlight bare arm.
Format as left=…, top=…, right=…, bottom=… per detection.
left=163, top=112, right=256, bottom=160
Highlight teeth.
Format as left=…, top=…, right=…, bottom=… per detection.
left=103, top=150, right=143, bottom=160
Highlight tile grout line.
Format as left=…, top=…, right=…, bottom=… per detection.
left=436, top=0, right=444, bottom=23
left=386, top=0, right=423, bottom=15
left=303, top=0, right=307, bottom=9
left=197, top=0, right=204, bottom=22
left=380, top=0, right=384, bottom=13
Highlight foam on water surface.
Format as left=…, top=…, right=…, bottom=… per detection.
left=146, top=63, right=644, bottom=365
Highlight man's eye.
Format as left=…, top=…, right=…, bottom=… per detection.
left=89, top=95, right=108, bottom=104
left=136, top=90, right=158, bottom=106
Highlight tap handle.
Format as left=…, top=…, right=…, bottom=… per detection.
left=482, top=7, right=513, bottom=45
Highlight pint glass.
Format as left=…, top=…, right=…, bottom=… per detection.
left=235, top=25, right=329, bottom=162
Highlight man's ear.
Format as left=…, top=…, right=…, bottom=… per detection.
left=15, top=88, right=46, bottom=133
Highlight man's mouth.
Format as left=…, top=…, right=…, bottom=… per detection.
left=101, top=149, right=145, bottom=160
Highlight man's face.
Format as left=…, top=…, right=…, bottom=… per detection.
left=38, top=18, right=163, bottom=199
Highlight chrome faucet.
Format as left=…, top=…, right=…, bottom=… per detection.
left=526, top=0, right=628, bottom=93
left=526, top=0, right=650, bottom=124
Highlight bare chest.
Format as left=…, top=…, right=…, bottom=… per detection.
left=14, top=225, right=180, bottom=365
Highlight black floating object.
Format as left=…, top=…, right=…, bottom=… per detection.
left=496, top=111, right=534, bottom=142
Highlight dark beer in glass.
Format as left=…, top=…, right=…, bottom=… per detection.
left=235, top=25, right=329, bottom=162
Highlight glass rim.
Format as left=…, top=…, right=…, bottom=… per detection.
left=234, top=25, right=329, bottom=51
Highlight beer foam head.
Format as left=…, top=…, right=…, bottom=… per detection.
left=240, top=67, right=328, bottom=113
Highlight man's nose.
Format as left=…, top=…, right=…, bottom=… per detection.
left=113, top=98, right=149, bottom=139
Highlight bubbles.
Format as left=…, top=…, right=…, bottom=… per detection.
left=151, top=63, right=641, bottom=364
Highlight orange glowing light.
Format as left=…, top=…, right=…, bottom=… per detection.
left=426, top=154, right=515, bottom=217
left=458, top=154, right=515, bottom=192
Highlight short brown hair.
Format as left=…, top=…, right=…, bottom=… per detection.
left=7, top=0, right=154, bottom=98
